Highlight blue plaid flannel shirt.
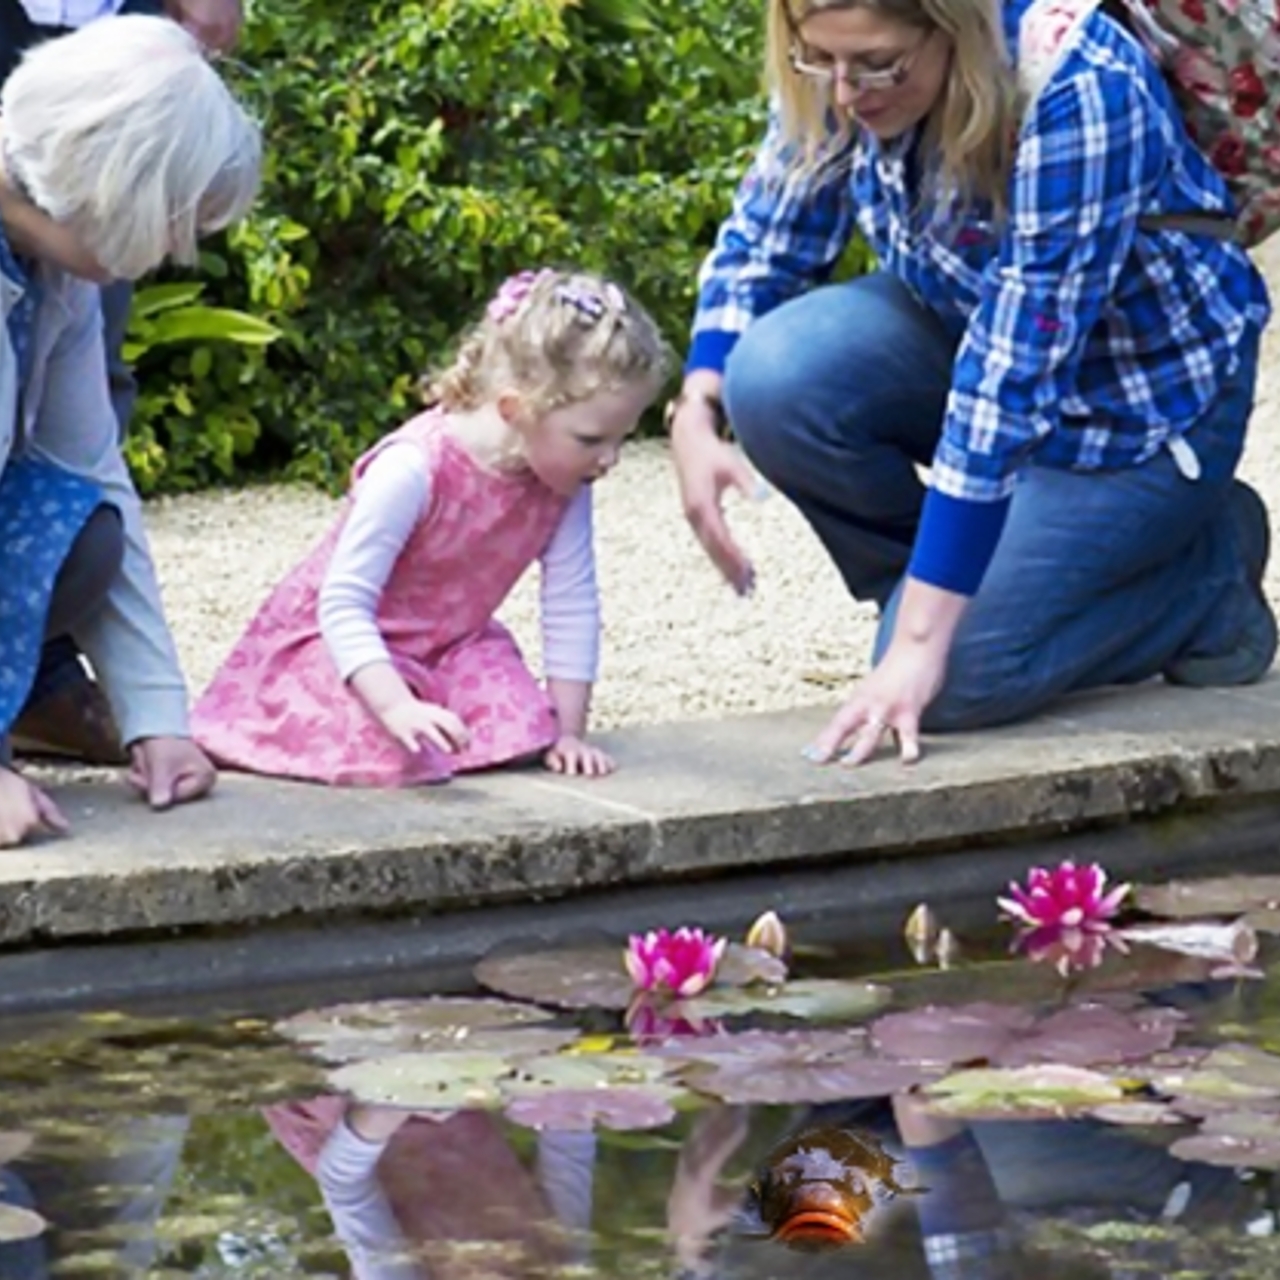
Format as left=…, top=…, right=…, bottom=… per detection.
left=688, top=0, right=1271, bottom=593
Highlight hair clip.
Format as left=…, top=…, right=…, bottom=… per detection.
left=486, top=268, right=553, bottom=324
left=554, top=280, right=626, bottom=322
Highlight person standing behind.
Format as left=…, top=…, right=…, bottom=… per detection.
left=2, top=0, right=243, bottom=767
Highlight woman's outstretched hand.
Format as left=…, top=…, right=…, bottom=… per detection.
left=669, top=391, right=758, bottom=597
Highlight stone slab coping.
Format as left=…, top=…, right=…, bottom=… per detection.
left=2, top=677, right=1278, bottom=948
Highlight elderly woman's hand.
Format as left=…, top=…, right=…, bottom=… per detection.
left=163, top=0, right=243, bottom=54
left=127, top=737, right=217, bottom=810
left=0, top=768, right=67, bottom=847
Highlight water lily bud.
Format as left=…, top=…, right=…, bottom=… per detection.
left=745, top=909, right=789, bottom=961
left=935, top=927, right=961, bottom=970
left=904, top=902, right=939, bottom=965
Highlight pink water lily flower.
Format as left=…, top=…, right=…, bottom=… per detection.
left=998, top=861, right=1131, bottom=934
left=624, top=927, right=727, bottom=998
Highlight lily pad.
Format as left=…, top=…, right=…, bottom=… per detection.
left=0, top=1203, right=45, bottom=1243
left=995, top=1003, right=1180, bottom=1070
left=504, top=1088, right=678, bottom=1132
left=678, top=978, right=890, bottom=1025
left=328, top=1051, right=512, bottom=1110
left=1170, top=1111, right=1280, bottom=1168
left=662, top=1028, right=934, bottom=1105
left=276, top=998, right=569, bottom=1064
left=474, top=940, right=790, bottom=1014
left=1135, top=875, right=1280, bottom=920
left=502, top=1051, right=680, bottom=1097
left=475, top=945, right=636, bottom=1010
left=1090, top=1101, right=1182, bottom=1126
left=1141, top=1044, right=1280, bottom=1107
left=925, top=1064, right=1127, bottom=1117
left=871, top=1002, right=1035, bottom=1066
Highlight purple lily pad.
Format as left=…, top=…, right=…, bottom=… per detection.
left=473, top=941, right=783, bottom=1013
left=871, top=1002, right=1036, bottom=1066
left=1169, top=1111, right=1280, bottom=1169
left=661, top=1028, right=935, bottom=1105
left=275, top=998, right=567, bottom=1063
left=504, top=1088, right=677, bottom=1132
left=474, top=946, right=635, bottom=1010
left=1135, top=875, right=1280, bottom=920
left=994, top=1003, right=1179, bottom=1069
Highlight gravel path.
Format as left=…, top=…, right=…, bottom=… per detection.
left=146, top=242, right=1280, bottom=730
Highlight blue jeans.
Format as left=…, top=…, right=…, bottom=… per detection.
left=723, top=272, right=1261, bottom=731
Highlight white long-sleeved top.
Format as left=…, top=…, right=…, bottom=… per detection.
left=316, top=1116, right=597, bottom=1280
left=318, top=441, right=600, bottom=685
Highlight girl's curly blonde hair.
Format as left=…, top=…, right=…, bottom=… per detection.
left=424, top=268, right=672, bottom=415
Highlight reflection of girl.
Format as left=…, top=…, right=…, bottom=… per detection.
left=263, top=1098, right=595, bottom=1280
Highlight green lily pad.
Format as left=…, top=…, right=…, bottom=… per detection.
left=1090, top=1101, right=1181, bottom=1126
left=1135, top=875, right=1280, bottom=920
left=275, top=998, right=570, bottom=1064
left=0, top=1202, right=45, bottom=1243
left=678, top=978, right=889, bottom=1024
left=504, top=1088, right=678, bottom=1132
left=328, top=1051, right=512, bottom=1110
left=924, top=1064, right=1127, bottom=1117
left=1146, top=1043, right=1280, bottom=1110
left=502, top=1050, right=680, bottom=1097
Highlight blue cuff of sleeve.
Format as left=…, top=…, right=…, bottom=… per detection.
left=684, top=330, right=740, bottom=377
left=908, top=489, right=1011, bottom=596
left=908, top=1131, right=1005, bottom=1235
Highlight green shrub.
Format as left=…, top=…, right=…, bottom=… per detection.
left=127, top=0, right=775, bottom=493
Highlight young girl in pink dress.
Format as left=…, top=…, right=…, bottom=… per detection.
left=191, top=268, right=669, bottom=786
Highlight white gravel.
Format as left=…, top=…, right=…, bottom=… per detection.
left=145, top=242, right=1280, bottom=729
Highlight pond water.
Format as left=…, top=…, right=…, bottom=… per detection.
left=4, top=863, right=1280, bottom=1279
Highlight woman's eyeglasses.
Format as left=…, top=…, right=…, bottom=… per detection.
left=789, top=27, right=934, bottom=92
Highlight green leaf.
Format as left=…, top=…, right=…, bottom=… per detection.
left=145, top=307, right=282, bottom=348
left=130, top=282, right=207, bottom=319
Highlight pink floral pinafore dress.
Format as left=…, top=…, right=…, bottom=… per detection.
left=191, top=412, right=567, bottom=786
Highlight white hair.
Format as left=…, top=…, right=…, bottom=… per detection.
left=0, top=14, right=262, bottom=280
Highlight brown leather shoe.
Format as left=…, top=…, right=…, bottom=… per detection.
left=11, top=680, right=127, bottom=766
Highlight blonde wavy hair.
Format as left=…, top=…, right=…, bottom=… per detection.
left=425, top=268, right=672, bottom=415
left=2, top=14, right=261, bottom=280
left=765, top=0, right=1016, bottom=217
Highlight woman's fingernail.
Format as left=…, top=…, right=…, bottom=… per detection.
left=751, top=478, right=771, bottom=503
left=801, top=744, right=827, bottom=763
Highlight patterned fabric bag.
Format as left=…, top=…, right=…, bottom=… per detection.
left=1019, top=0, right=1280, bottom=246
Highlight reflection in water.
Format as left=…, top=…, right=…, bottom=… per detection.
left=0, top=966, right=1276, bottom=1276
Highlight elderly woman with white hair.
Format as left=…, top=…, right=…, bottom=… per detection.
left=0, top=12, right=261, bottom=846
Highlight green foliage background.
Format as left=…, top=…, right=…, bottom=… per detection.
left=124, top=0, right=769, bottom=495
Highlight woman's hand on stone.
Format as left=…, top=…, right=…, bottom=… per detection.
left=670, top=400, right=757, bottom=597
left=0, top=768, right=67, bottom=847
left=807, top=638, right=947, bottom=768
left=545, top=734, right=615, bottom=777
left=127, top=737, right=217, bottom=810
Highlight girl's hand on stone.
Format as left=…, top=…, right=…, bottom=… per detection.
left=382, top=698, right=470, bottom=756
left=128, top=736, right=217, bottom=809
left=670, top=397, right=757, bottom=597
left=0, top=767, right=67, bottom=846
left=545, top=734, right=615, bottom=777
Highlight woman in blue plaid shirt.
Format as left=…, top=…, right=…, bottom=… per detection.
left=668, top=0, right=1273, bottom=767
